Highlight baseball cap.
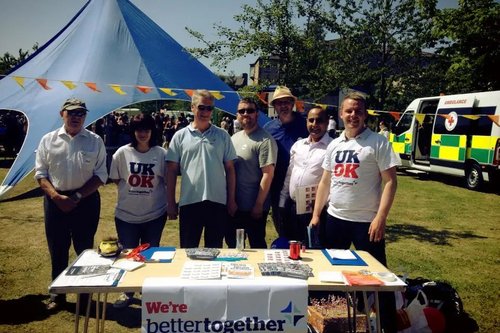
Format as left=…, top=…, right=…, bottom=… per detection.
left=61, top=98, right=88, bottom=112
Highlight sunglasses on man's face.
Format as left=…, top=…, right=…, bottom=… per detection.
left=237, top=108, right=257, bottom=115
left=197, top=105, right=215, bottom=111
left=66, top=110, right=87, bottom=117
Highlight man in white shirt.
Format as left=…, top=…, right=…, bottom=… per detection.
left=327, top=115, right=337, bottom=138
left=35, top=98, right=107, bottom=311
left=279, top=106, right=332, bottom=247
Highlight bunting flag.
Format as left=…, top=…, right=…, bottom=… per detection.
left=367, top=110, right=380, bottom=116
left=85, top=82, right=101, bottom=92
left=488, top=115, right=500, bottom=126
left=389, top=111, right=400, bottom=121
left=462, top=115, right=480, bottom=120
left=439, top=114, right=451, bottom=120
left=415, top=114, right=425, bottom=124
left=36, top=78, right=52, bottom=90
left=257, top=92, right=268, bottom=104
left=13, top=76, right=24, bottom=88
left=159, top=88, right=177, bottom=96
left=184, top=89, right=194, bottom=97
left=211, top=91, right=225, bottom=100
left=295, top=101, right=305, bottom=112
left=61, top=81, right=77, bottom=90
left=136, top=85, right=152, bottom=94
left=110, top=84, right=127, bottom=95
left=317, top=103, right=327, bottom=109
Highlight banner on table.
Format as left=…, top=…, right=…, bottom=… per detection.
left=142, top=277, right=308, bottom=333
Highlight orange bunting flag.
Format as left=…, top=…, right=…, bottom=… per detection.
left=136, top=86, right=152, bottom=94
left=415, top=114, right=425, bottom=124
left=367, top=110, right=379, bottom=116
left=36, top=78, right=52, bottom=90
left=389, top=111, right=400, bottom=121
left=462, top=115, right=480, bottom=120
left=159, top=88, right=177, bottom=96
left=61, top=81, right=77, bottom=90
left=13, top=76, right=24, bottom=88
left=85, top=82, right=101, bottom=92
left=211, top=91, right=225, bottom=100
left=184, top=89, right=194, bottom=97
left=488, top=115, right=500, bottom=126
left=439, top=114, right=451, bottom=120
left=295, top=101, right=305, bottom=112
left=110, top=85, right=127, bottom=95
left=257, top=92, right=268, bottom=104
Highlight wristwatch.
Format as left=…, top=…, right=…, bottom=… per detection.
left=75, top=191, right=83, bottom=200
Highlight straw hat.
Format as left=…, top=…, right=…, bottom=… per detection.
left=270, top=86, right=297, bottom=105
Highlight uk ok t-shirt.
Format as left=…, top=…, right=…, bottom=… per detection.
left=110, top=145, right=168, bottom=223
left=323, top=128, right=399, bottom=222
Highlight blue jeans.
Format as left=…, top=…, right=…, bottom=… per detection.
left=115, top=212, right=167, bottom=249
left=324, top=214, right=396, bottom=333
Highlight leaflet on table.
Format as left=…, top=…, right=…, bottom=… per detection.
left=318, top=271, right=347, bottom=284
left=326, top=249, right=356, bottom=260
left=264, top=250, right=301, bottom=264
left=73, top=251, right=116, bottom=266
left=295, top=184, right=317, bottom=214
left=181, top=262, right=222, bottom=280
left=221, top=263, right=254, bottom=279
left=111, top=260, right=145, bottom=271
left=51, top=268, right=124, bottom=287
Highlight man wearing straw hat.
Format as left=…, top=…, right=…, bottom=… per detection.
left=263, top=86, right=309, bottom=237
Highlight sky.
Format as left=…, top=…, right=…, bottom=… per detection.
left=0, top=0, right=459, bottom=76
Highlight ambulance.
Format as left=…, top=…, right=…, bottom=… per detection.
left=390, top=91, right=500, bottom=190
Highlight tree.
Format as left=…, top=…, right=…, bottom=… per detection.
left=433, top=0, right=500, bottom=93
left=0, top=43, right=39, bottom=75
left=326, top=0, right=440, bottom=110
left=185, top=0, right=337, bottom=100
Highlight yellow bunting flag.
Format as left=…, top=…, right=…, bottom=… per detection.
left=488, top=115, right=500, bottom=126
left=36, top=78, right=52, bottom=90
left=318, top=103, right=327, bottom=109
left=211, top=91, right=225, bottom=100
left=367, top=110, right=380, bottom=116
left=184, top=89, right=194, bottom=97
left=136, top=86, right=152, bottom=94
left=13, top=76, right=24, bottom=88
left=85, top=82, right=101, bottom=92
left=61, top=81, right=77, bottom=90
left=415, top=114, right=425, bottom=124
left=296, top=101, right=305, bottom=112
left=159, top=88, right=177, bottom=96
left=462, top=115, right=480, bottom=120
left=257, top=92, right=268, bottom=104
left=389, top=111, right=400, bottom=121
left=110, top=85, right=127, bottom=95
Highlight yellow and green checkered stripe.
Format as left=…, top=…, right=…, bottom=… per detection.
left=390, top=133, right=412, bottom=154
left=430, top=134, right=466, bottom=161
left=466, top=136, right=499, bottom=164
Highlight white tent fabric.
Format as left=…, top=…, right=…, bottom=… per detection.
left=0, top=0, right=268, bottom=199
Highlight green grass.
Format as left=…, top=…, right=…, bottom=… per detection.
left=0, top=165, right=499, bottom=332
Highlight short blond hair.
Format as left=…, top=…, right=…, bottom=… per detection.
left=192, top=89, right=214, bottom=105
left=341, top=92, right=366, bottom=110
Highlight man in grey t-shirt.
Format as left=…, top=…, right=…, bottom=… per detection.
left=225, top=98, right=277, bottom=248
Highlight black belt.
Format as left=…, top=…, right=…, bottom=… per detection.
left=56, top=189, right=78, bottom=196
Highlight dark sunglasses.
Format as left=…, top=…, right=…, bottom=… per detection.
left=237, top=108, right=257, bottom=115
left=197, top=105, right=215, bottom=111
left=66, top=110, right=87, bottom=117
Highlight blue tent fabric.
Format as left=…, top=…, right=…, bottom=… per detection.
left=0, top=0, right=269, bottom=199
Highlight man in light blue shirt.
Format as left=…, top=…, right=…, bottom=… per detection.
left=166, top=90, right=237, bottom=248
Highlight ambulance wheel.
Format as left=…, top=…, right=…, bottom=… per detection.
left=466, top=164, right=483, bottom=190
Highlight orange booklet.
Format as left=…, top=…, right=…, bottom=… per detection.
left=342, top=270, right=385, bottom=286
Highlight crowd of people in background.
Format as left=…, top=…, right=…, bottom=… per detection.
left=0, top=111, right=27, bottom=157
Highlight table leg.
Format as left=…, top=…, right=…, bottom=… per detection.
left=100, top=293, right=108, bottom=333
left=345, top=292, right=352, bottom=333
left=96, top=293, right=100, bottom=333
left=75, top=294, right=81, bottom=333
left=363, top=292, right=373, bottom=333
left=374, top=292, right=381, bottom=333
left=352, top=292, right=357, bottom=333
left=84, top=293, right=93, bottom=333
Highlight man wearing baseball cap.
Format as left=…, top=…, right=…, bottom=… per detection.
left=35, top=98, right=107, bottom=311
left=263, top=86, right=309, bottom=237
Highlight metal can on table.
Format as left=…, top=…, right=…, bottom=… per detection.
left=288, top=240, right=301, bottom=260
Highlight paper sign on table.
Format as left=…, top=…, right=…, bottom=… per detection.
left=151, top=251, right=176, bottom=260
left=327, top=249, right=356, bottom=260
